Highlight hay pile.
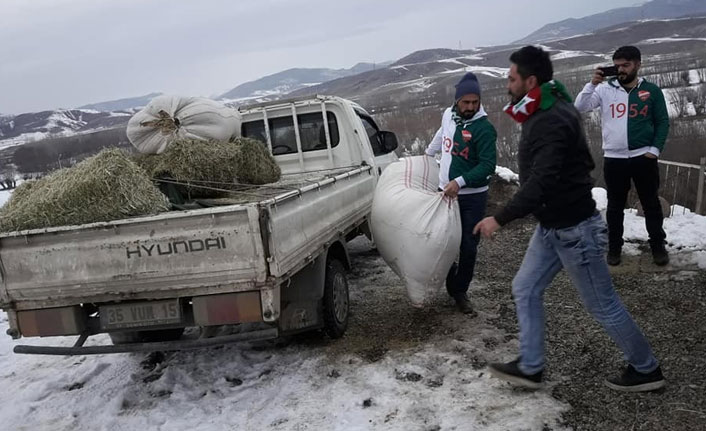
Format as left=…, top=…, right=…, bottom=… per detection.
left=0, top=137, right=281, bottom=232
left=133, top=137, right=281, bottom=198
left=0, top=149, right=170, bottom=232
left=233, top=137, right=281, bottom=185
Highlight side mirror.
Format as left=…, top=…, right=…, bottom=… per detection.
left=378, top=131, right=398, bottom=153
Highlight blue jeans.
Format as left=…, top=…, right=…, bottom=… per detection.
left=513, top=213, right=659, bottom=375
left=446, top=191, right=488, bottom=299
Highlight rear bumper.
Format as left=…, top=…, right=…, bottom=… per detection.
left=12, top=327, right=279, bottom=356
left=5, top=287, right=281, bottom=340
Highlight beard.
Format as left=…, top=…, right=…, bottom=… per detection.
left=618, top=70, right=638, bottom=84
left=508, top=90, right=525, bottom=105
left=460, top=109, right=477, bottom=119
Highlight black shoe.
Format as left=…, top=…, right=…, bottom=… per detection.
left=454, top=295, right=476, bottom=315
left=650, top=242, right=669, bottom=266
left=488, top=359, right=543, bottom=389
left=607, top=248, right=621, bottom=266
left=605, top=365, right=665, bottom=392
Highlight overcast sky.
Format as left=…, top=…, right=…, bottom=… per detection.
left=0, top=0, right=642, bottom=114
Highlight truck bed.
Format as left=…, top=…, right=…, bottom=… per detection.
left=0, top=165, right=374, bottom=310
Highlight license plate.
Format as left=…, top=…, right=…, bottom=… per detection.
left=100, top=299, right=181, bottom=330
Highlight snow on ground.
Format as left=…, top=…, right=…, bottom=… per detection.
left=0, top=180, right=22, bottom=207
left=0, top=179, right=570, bottom=430
left=0, top=180, right=700, bottom=430
left=439, top=66, right=507, bottom=79
left=460, top=54, right=484, bottom=61
left=0, top=308, right=570, bottom=430
left=0, top=189, right=12, bottom=207
left=495, top=166, right=519, bottom=184
left=623, top=205, right=706, bottom=269
left=593, top=187, right=706, bottom=269
left=639, top=37, right=706, bottom=45
left=688, top=69, right=702, bottom=85
left=391, top=54, right=484, bottom=70
left=381, top=77, right=429, bottom=90
left=407, top=79, right=434, bottom=93
left=437, top=58, right=469, bottom=66
left=550, top=50, right=597, bottom=61
left=662, top=86, right=702, bottom=117
left=438, top=55, right=484, bottom=64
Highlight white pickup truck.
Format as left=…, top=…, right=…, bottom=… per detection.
left=0, top=95, right=399, bottom=355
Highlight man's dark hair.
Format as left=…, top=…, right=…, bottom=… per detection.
left=509, top=46, right=553, bottom=85
left=613, top=46, right=641, bottom=62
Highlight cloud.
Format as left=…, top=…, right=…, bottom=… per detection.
left=0, top=0, right=641, bottom=113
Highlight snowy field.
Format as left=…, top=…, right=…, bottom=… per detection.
left=0, top=180, right=569, bottom=430
left=0, top=184, right=704, bottom=430
left=0, top=185, right=16, bottom=207
left=0, top=316, right=569, bottom=431
left=592, top=187, right=706, bottom=269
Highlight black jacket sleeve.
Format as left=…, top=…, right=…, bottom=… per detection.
left=494, top=115, right=572, bottom=226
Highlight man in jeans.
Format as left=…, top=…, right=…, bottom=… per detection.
left=426, top=72, right=497, bottom=315
left=474, top=46, right=664, bottom=392
left=575, top=46, right=670, bottom=266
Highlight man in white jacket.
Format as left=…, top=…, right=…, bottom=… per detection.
left=575, top=46, right=670, bottom=266
left=425, top=72, right=497, bottom=314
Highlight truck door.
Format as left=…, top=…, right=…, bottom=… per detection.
left=357, top=114, right=399, bottom=174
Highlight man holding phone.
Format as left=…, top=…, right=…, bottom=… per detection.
left=575, top=46, right=670, bottom=266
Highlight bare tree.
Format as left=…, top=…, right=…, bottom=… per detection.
left=669, top=87, right=692, bottom=118
left=12, top=127, right=129, bottom=174
left=697, top=68, right=706, bottom=84
left=692, top=84, right=706, bottom=116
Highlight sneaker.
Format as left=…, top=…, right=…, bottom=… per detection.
left=488, top=359, right=543, bottom=389
left=607, top=248, right=621, bottom=266
left=605, top=365, right=666, bottom=392
left=454, top=296, right=476, bottom=316
left=650, top=242, right=669, bottom=266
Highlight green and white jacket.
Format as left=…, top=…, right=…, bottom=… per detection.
left=575, top=77, right=670, bottom=158
left=425, top=106, right=497, bottom=194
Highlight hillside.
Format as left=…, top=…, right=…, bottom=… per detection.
left=0, top=109, right=131, bottom=150
left=217, top=63, right=386, bottom=102
left=516, top=0, right=706, bottom=43
left=78, top=93, right=162, bottom=112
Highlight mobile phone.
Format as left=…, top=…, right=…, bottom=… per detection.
left=598, top=65, right=618, bottom=77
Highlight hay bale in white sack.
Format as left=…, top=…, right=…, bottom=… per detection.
left=371, top=156, right=462, bottom=307
left=127, top=95, right=241, bottom=154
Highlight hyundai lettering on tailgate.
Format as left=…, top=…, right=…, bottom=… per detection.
left=125, top=236, right=227, bottom=259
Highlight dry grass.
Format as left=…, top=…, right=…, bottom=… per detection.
left=0, top=149, right=169, bottom=232
left=132, top=137, right=281, bottom=198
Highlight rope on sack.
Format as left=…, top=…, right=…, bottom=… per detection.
left=140, top=110, right=181, bottom=135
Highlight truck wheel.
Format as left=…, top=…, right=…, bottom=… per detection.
left=323, top=259, right=349, bottom=338
left=109, top=328, right=185, bottom=345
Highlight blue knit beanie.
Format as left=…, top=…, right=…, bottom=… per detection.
left=454, top=72, right=481, bottom=100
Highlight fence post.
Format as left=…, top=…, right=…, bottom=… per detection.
left=697, top=156, right=706, bottom=215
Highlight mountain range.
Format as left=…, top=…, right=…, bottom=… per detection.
left=218, top=62, right=389, bottom=101
left=517, top=0, right=706, bottom=43
left=2, top=0, right=706, bottom=150
left=78, top=93, right=163, bottom=112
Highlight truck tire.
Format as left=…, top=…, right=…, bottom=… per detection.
left=323, top=259, right=349, bottom=338
left=109, top=328, right=185, bottom=345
